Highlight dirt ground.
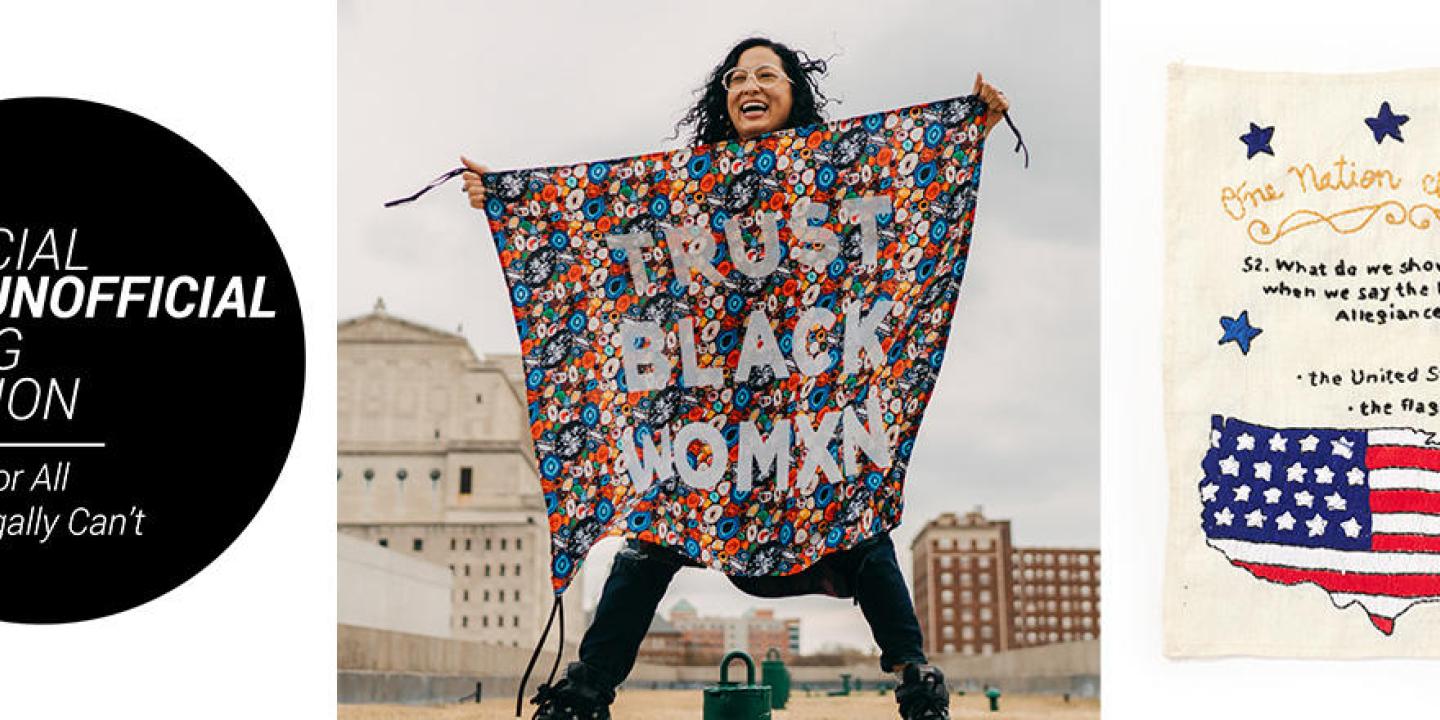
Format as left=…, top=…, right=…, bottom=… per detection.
left=340, top=689, right=1099, bottom=719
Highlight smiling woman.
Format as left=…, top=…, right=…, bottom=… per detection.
left=452, top=35, right=1011, bottom=720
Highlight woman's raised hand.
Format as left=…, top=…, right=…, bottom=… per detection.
left=461, top=156, right=490, bottom=210
left=972, top=73, right=1010, bottom=135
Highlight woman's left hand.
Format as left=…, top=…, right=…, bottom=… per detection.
left=973, top=73, right=1009, bottom=135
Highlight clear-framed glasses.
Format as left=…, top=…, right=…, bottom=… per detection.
left=722, top=64, right=791, bottom=92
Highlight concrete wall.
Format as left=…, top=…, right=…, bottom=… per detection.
left=338, top=535, right=453, bottom=639
left=338, top=625, right=1099, bottom=703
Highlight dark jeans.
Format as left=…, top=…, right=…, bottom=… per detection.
left=575, top=532, right=927, bottom=689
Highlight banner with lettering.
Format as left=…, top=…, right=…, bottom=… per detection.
left=1164, top=66, right=1440, bottom=656
left=481, top=95, right=990, bottom=593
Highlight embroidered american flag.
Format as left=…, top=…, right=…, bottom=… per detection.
left=1201, top=416, right=1440, bottom=635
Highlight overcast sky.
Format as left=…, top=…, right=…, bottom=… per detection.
left=340, top=0, right=1097, bottom=653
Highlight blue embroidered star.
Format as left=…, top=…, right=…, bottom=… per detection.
left=1239, top=123, right=1274, bottom=159
left=1218, top=311, right=1262, bottom=355
left=1365, top=101, right=1409, bottom=144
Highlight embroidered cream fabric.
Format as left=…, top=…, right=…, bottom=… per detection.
left=1164, top=65, right=1440, bottom=657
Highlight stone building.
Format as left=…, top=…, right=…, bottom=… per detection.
left=337, top=300, right=584, bottom=647
left=911, top=509, right=1099, bottom=657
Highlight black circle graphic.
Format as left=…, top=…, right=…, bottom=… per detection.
left=0, top=98, right=305, bottom=623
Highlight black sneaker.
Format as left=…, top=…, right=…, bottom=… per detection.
left=530, top=663, right=614, bottom=720
left=894, top=664, right=950, bottom=720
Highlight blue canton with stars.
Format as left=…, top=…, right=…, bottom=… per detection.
left=1200, top=417, right=1373, bottom=551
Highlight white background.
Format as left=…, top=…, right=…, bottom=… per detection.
left=3, top=0, right=1439, bottom=717
left=0, top=2, right=335, bottom=718
left=1103, top=0, right=1438, bottom=716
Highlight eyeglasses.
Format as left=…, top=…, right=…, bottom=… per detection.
left=722, top=64, right=792, bottom=92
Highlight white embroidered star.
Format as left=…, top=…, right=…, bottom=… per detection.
left=1210, top=428, right=1222, bottom=448
left=1276, top=511, right=1297, bottom=531
left=1214, top=507, right=1235, bottom=526
left=1299, top=435, right=1320, bottom=453
left=1263, top=487, right=1283, bottom=504
left=1219, top=455, right=1241, bottom=477
left=1236, top=433, right=1256, bottom=451
left=1233, top=485, right=1252, bottom=503
left=1347, top=467, right=1366, bottom=486
left=1306, top=513, right=1328, bottom=537
left=1295, top=490, right=1315, bottom=508
left=1331, top=437, right=1355, bottom=459
left=1286, top=462, right=1307, bottom=483
left=1245, top=508, right=1268, bottom=528
left=1314, top=466, right=1334, bottom=485
left=1269, top=433, right=1287, bottom=452
left=1341, top=517, right=1362, bottom=538
left=1324, top=492, right=1347, bottom=511
left=1254, top=461, right=1272, bottom=481
left=1200, top=483, right=1220, bottom=502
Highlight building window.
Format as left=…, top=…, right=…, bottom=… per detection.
left=485, top=565, right=491, bottom=577
left=459, top=467, right=473, bottom=495
left=482, top=616, right=488, bottom=627
left=498, top=616, right=504, bottom=628
left=378, top=538, right=388, bottom=548
left=486, top=539, right=493, bottom=551
left=501, top=538, right=508, bottom=551
left=465, top=538, right=472, bottom=551
left=396, top=468, right=407, bottom=482
left=498, top=591, right=504, bottom=604
left=450, top=538, right=457, bottom=551
left=514, top=590, right=520, bottom=602
left=517, top=538, right=523, bottom=550
left=461, top=616, right=468, bottom=628
left=463, top=590, right=469, bottom=602
left=464, top=564, right=471, bottom=577
left=413, top=538, right=423, bottom=552
left=499, top=564, right=506, bottom=577
left=513, top=616, right=519, bottom=627
left=942, top=625, right=954, bottom=639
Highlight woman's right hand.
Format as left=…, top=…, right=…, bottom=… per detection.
left=460, top=156, right=489, bottom=209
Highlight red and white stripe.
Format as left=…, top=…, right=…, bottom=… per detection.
left=1367, top=428, right=1440, bottom=556
left=1213, top=428, right=1440, bottom=635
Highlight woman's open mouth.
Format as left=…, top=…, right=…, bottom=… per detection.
left=740, top=100, right=769, bottom=120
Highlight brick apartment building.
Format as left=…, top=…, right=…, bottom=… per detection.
left=911, top=509, right=1099, bottom=657
left=638, top=600, right=801, bottom=665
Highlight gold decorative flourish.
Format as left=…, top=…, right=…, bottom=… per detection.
left=1247, top=201, right=1404, bottom=245
left=1246, top=200, right=1440, bottom=245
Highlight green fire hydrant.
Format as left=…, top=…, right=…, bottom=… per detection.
left=760, top=648, right=790, bottom=709
left=986, top=686, right=1002, bottom=712
left=703, top=651, right=772, bottom=720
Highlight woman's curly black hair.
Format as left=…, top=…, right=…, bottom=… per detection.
left=675, top=37, right=831, bottom=145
